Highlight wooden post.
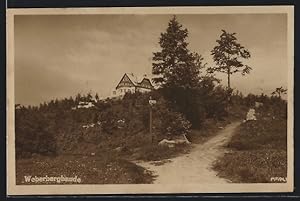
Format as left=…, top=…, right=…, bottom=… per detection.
left=150, top=106, right=153, bottom=143
left=149, top=96, right=156, bottom=144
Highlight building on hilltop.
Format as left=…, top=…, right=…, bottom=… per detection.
left=112, top=73, right=154, bottom=97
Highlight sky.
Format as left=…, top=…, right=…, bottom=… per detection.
left=14, top=14, right=288, bottom=106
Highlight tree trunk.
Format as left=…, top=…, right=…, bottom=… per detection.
left=227, top=68, right=231, bottom=112
left=227, top=68, right=231, bottom=90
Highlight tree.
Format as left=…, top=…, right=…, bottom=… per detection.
left=210, top=30, right=251, bottom=91
left=87, top=92, right=93, bottom=101
left=152, top=16, right=210, bottom=127
left=271, top=87, right=287, bottom=98
left=151, top=16, right=231, bottom=128
left=95, top=93, right=100, bottom=102
left=75, top=93, right=82, bottom=103
left=152, top=16, right=205, bottom=89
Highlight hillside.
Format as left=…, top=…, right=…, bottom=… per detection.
left=213, top=96, right=287, bottom=183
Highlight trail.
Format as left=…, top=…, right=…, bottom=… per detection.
left=137, top=121, right=240, bottom=184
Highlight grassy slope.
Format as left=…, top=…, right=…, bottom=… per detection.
left=16, top=154, right=154, bottom=185
left=213, top=117, right=287, bottom=183
left=15, top=93, right=239, bottom=185
left=16, top=118, right=231, bottom=185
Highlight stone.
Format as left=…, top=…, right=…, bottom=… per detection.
left=255, top=102, right=263, bottom=108
left=115, top=147, right=122, bottom=152
left=182, top=134, right=191, bottom=144
left=158, top=139, right=176, bottom=147
left=246, top=108, right=257, bottom=121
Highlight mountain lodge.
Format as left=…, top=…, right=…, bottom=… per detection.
left=113, top=73, right=154, bottom=96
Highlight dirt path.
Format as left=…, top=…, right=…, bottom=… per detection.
left=137, top=121, right=240, bottom=184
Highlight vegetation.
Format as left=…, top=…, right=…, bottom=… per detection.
left=15, top=16, right=287, bottom=184
left=271, top=86, right=287, bottom=98
left=209, top=30, right=251, bottom=90
left=152, top=16, right=229, bottom=128
left=15, top=90, right=232, bottom=184
left=213, top=95, right=287, bottom=183
left=16, top=154, right=154, bottom=184
left=152, top=16, right=205, bottom=89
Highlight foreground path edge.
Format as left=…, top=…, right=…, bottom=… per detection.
left=137, top=121, right=241, bottom=184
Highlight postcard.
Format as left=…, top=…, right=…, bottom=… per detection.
left=6, top=6, right=294, bottom=195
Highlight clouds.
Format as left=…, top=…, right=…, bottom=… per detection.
left=14, top=14, right=288, bottom=105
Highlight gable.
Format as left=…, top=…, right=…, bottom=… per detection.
left=138, top=78, right=153, bottom=89
left=116, top=74, right=136, bottom=89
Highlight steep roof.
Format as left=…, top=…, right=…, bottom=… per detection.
left=116, top=73, right=153, bottom=89
left=137, top=77, right=154, bottom=89
left=126, top=73, right=139, bottom=85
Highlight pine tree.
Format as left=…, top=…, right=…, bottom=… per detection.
left=152, top=16, right=205, bottom=89
left=95, top=93, right=100, bottom=102
left=210, top=30, right=251, bottom=90
left=271, top=87, right=287, bottom=99
left=152, top=16, right=208, bottom=128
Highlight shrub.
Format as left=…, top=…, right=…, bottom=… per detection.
left=159, top=76, right=228, bottom=128
left=15, top=108, right=57, bottom=158
left=14, top=91, right=191, bottom=159
left=152, top=97, right=192, bottom=139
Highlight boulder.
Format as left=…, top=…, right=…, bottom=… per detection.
left=158, top=139, right=176, bottom=148
left=173, top=134, right=191, bottom=145
left=246, top=108, right=257, bottom=121
left=115, top=147, right=122, bottom=152
left=158, top=135, right=191, bottom=148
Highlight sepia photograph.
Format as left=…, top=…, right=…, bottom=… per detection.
left=6, top=6, right=294, bottom=195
